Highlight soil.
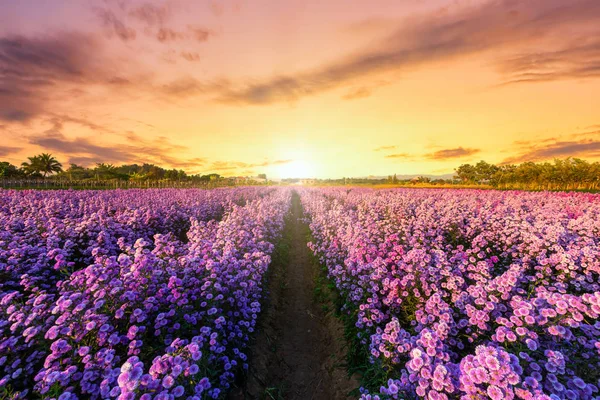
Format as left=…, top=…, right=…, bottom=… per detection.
left=229, top=193, right=359, bottom=400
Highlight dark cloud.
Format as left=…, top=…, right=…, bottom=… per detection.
left=30, top=132, right=135, bottom=163
left=503, top=139, right=600, bottom=164
left=27, top=129, right=203, bottom=170
left=426, top=147, right=480, bottom=160
left=94, top=8, right=137, bottom=41
left=375, top=145, right=397, bottom=152
left=0, top=33, right=102, bottom=121
left=0, top=145, right=21, bottom=157
left=156, top=28, right=186, bottom=42
left=47, top=114, right=115, bottom=134
left=342, top=87, right=371, bottom=100
left=217, top=0, right=600, bottom=105
left=155, top=26, right=212, bottom=43
left=128, top=3, right=170, bottom=27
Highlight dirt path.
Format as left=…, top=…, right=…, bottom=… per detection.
left=230, top=193, right=358, bottom=400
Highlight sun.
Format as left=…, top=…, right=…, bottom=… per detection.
left=276, top=159, right=315, bottom=179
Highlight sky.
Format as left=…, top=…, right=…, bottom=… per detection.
left=0, top=0, right=599, bottom=178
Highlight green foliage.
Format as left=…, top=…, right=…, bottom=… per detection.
left=0, top=161, right=25, bottom=178
left=457, top=158, right=600, bottom=190
left=21, top=153, right=63, bottom=177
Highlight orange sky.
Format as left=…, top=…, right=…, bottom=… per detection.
left=1, top=0, right=599, bottom=178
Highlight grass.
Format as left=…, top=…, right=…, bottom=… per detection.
left=303, top=218, right=391, bottom=396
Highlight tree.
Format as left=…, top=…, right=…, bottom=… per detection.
left=474, top=161, right=499, bottom=183
left=22, top=153, right=62, bottom=177
left=38, top=153, right=63, bottom=177
left=455, top=164, right=478, bottom=183
left=63, top=163, right=89, bottom=180
left=257, top=173, right=267, bottom=180
left=0, top=161, right=24, bottom=178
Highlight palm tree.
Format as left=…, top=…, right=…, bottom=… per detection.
left=95, top=163, right=117, bottom=180
left=22, top=153, right=63, bottom=177
left=21, top=155, right=42, bottom=176
left=38, top=153, right=63, bottom=177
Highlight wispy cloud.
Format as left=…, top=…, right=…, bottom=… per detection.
left=216, top=0, right=600, bottom=105
left=384, top=147, right=480, bottom=161
left=95, top=3, right=212, bottom=45
left=498, top=39, right=600, bottom=85
left=426, top=147, right=480, bottom=160
left=180, top=51, right=201, bottom=62
left=27, top=127, right=203, bottom=170
left=0, top=32, right=104, bottom=121
left=375, top=145, right=397, bottom=152
left=342, top=87, right=372, bottom=100
left=503, top=139, right=600, bottom=164
left=94, top=8, right=137, bottom=42
left=206, top=159, right=293, bottom=172
left=385, top=153, right=414, bottom=159
left=0, top=145, right=21, bottom=157
left=128, top=3, right=170, bottom=27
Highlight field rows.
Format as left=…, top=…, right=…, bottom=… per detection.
left=300, top=188, right=600, bottom=400
left=2, top=187, right=600, bottom=399
left=1, top=188, right=291, bottom=399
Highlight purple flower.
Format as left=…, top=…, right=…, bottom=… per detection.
left=162, top=375, right=175, bottom=389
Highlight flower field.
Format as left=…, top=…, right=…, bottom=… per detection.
left=1, top=188, right=291, bottom=399
left=300, top=188, right=600, bottom=400
left=2, top=186, right=600, bottom=399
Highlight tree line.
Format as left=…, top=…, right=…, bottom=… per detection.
left=2, top=153, right=599, bottom=191
left=0, top=154, right=223, bottom=182
left=455, top=158, right=600, bottom=191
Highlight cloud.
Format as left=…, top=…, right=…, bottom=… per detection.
left=342, top=87, right=372, bottom=100
left=573, top=129, right=600, bottom=139
left=503, top=139, right=600, bottom=164
left=375, top=145, right=397, bottom=152
left=161, top=77, right=229, bottom=98
left=95, top=3, right=211, bottom=45
left=188, top=27, right=212, bottom=43
left=426, top=147, right=480, bottom=160
left=206, top=159, right=293, bottom=172
left=94, top=8, right=137, bottom=41
left=0, top=32, right=103, bottom=121
left=208, top=1, right=224, bottom=17
left=155, top=26, right=212, bottom=43
left=156, top=28, right=186, bottom=42
left=498, top=38, right=600, bottom=85
left=27, top=128, right=204, bottom=170
left=47, top=114, right=115, bottom=134
left=0, top=145, right=21, bottom=157
left=180, top=51, right=201, bottom=62
left=385, top=153, right=414, bottom=159
left=384, top=147, right=479, bottom=161
left=217, top=0, right=600, bottom=105
left=128, top=3, right=170, bottom=27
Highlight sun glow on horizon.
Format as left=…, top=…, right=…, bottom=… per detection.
left=275, top=159, right=316, bottom=179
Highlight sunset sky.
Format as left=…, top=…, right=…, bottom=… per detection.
left=1, top=0, right=599, bottom=178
